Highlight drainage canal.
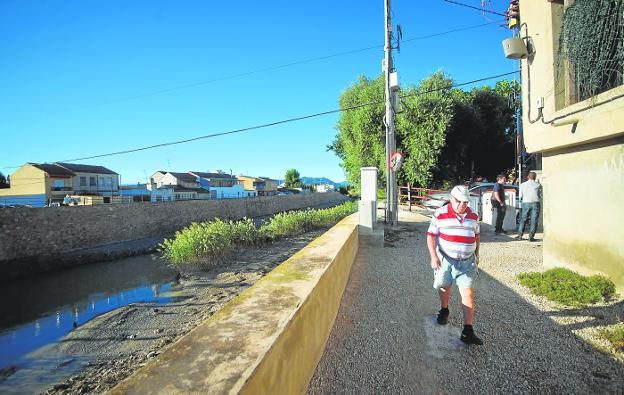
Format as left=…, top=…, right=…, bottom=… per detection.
left=0, top=254, right=179, bottom=388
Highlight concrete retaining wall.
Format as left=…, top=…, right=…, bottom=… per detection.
left=111, top=213, right=359, bottom=395
left=0, top=193, right=347, bottom=278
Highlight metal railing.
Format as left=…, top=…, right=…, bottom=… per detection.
left=398, top=184, right=447, bottom=211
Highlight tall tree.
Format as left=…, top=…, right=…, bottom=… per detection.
left=284, top=168, right=302, bottom=188
left=328, top=75, right=386, bottom=191
left=396, top=71, right=454, bottom=187
left=0, top=171, right=7, bottom=187
left=330, top=71, right=518, bottom=190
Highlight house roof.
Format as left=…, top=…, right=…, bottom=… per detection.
left=30, top=163, right=75, bottom=178
left=190, top=171, right=236, bottom=180
left=55, top=162, right=118, bottom=175
left=167, top=172, right=197, bottom=182
left=168, top=185, right=209, bottom=193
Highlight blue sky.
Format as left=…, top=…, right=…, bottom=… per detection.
left=0, top=0, right=515, bottom=184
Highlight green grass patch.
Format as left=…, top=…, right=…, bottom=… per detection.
left=160, top=201, right=357, bottom=266
left=516, top=267, right=616, bottom=306
left=598, top=322, right=624, bottom=352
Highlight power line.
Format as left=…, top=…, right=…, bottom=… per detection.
left=51, top=71, right=518, bottom=164
left=69, top=21, right=502, bottom=110
left=442, top=0, right=507, bottom=17
left=402, top=20, right=502, bottom=43
left=2, top=70, right=518, bottom=170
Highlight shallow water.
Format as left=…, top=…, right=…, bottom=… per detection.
left=0, top=254, right=178, bottom=373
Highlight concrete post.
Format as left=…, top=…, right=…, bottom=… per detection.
left=359, top=167, right=384, bottom=247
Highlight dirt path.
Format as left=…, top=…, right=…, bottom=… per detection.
left=37, top=229, right=327, bottom=395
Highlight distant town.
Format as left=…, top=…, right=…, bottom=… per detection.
left=0, top=162, right=346, bottom=208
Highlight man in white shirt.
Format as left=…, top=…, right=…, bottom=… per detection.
left=516, top=171, right=542, bottom=242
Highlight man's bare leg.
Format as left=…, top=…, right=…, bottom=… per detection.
left=458, top=287, right=474, bottom=325
left=439, top=286, right=452, bottom=308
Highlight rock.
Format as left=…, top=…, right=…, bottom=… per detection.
left=0, top=365, right=17, bottom=382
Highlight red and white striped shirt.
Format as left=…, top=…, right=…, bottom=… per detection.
left=427, top=204, right=480, bottom=259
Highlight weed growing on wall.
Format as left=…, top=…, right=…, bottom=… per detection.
left=160, top=201, right=356, bottom=266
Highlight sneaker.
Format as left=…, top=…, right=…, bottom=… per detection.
left=500, top=230, right=508, bottom=234
left=460, top=330, right=484, bottom=345
left=514, top=235, right=522, bottom=240
left=437, top=308, right=449, bottom=325
left=529, top=238, right=537, bottom=242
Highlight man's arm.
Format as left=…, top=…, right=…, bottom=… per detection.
left=496, top=186, right=505, bottom=205
left=427, top=234, right=441, bottom=270
left=474, top=234, right=480, bottom=264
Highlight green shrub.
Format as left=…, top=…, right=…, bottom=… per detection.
left=517, top=268, right=616, bottom=306
left=160, top=201, right=357, bottom=265
left=598, top=322, right=624, bottom=352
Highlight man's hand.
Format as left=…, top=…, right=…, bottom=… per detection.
left=430, top=256, right=441, bottom=270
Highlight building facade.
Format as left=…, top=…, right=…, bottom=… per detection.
left=0, top=162, right=119, bottom=207
left=237, top=175, right=278, bottom=196
left=517, top=1, right=624, bottom=289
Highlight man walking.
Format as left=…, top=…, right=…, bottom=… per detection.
left=491, top=174, right=507, bottom=234
left=426, top=185, right=483, bottom=345
left=516, top=171, right=542, bottom=242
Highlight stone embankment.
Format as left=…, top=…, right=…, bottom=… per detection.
left=0, top=192, right=347, bottom=278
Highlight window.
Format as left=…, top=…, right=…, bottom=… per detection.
left=80, top=177, right=86, bottom=187
left=53, top=180, right=64, bottom=188
left=555, top=0, right=623, bottom=107
left=90, top=177, right=96, bottom=186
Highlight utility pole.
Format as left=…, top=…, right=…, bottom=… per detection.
left=384, top=0, right=398, bottom=226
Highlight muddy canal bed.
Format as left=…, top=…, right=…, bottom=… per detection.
left=0, top=230, right=325, bottom=395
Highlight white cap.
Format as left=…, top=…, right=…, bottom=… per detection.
left=450, top=185, right=469, bottom=202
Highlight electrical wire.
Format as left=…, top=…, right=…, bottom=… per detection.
left=2, top=71, right=519, bottom=171
left=67, top=21, right=503, bottom=110
left=51, top=71, right=518, bottom=164
left=442, top=0, right=507, bottom=17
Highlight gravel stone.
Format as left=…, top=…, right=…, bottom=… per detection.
left=308, top=208, right=624, bottom=394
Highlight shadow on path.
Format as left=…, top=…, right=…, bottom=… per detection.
left=308, top=214, right=623, bottom=394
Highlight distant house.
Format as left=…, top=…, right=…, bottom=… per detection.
left=151, top=171, right=210, bottom=200
left=0, top=162, right=119, bottom=207
left=55, top=162, right=119, bottom=196
left=237, top=175, right=278, bottom=196
left=150, top=171, right=168, bottom=186
left=190, top=171, right=254, bottom=199
left=120, top=183, right=174, bottom=202
left=315, top=183, right=335, bottom=193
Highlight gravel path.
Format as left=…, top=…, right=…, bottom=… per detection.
left=308, top=209, right=624, bottom=394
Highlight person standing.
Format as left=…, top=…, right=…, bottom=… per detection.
left=426, top=185, right=483, bottom=345
left=516, top=171, right=542, bottom=242
left=491, top=174, right=507, bottom=234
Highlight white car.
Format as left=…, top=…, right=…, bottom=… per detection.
left=422, top=183, right=519, bottom=213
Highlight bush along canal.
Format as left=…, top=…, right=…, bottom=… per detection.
left=0, top=254, right=179, bottom=393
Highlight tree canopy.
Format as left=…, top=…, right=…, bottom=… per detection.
left=329, top=72, right=519, bottom=190
left=284, top=168, right=302, bottom=188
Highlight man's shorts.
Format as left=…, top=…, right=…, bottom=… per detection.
left=433, top=253, right=478, bottom=289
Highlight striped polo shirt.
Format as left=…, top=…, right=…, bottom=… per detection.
left=427, top=203, right=480, bottom=259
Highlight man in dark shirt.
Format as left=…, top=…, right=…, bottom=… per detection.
left=491, top=174, right=507, bottom=234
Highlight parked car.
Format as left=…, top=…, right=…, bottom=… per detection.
left=422, top=183, right=519, bottom=213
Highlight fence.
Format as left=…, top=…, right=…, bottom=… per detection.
left=398, top=184, right=447, bottom=210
